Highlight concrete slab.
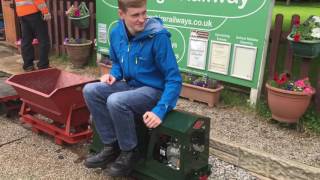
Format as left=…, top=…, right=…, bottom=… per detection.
left=0, top=117, right=29, bottom=145
left=0, top=77, right=17, bottom=98
left=0, top=55, right=24, bottom=75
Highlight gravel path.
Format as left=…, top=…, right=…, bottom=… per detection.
left=0, top=114, right=259, bottom=179
left=177, top=99, right=320, bottom=168
left=209, top=156, right=259, bottom=180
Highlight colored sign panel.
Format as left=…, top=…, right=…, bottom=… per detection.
left=96, top=0, right=274, bottom=88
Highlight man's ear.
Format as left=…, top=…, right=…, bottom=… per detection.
left=118, top=9, right=124, bottom=19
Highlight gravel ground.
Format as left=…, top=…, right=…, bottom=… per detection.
left=0, top=114, right=259, bottom=179
left=177, top=99, right=320, bottom=168
left=209, top=156, right=260, bottom=180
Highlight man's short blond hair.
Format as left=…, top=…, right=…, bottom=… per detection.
left=118, top=0, right=147, bottom=12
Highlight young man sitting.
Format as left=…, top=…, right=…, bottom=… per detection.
left=83, top=0, right=182, bottom=176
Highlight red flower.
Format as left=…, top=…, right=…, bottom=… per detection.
left=273, top=72, right=279, bottom=81
left=293, top=33, right=301, bottom=42
left=274, top=72, right=289, bottom=85
left=294, top=18, right=300, bottom=27
left=74, top=9, right=80, bottom=17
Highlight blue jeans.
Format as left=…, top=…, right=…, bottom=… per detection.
left=83, top=81, right=162, bottom=151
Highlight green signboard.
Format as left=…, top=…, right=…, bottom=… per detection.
left=96, top=0, right=274, bottom=89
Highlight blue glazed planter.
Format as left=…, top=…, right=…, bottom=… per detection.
left=287, top=36, right=320, bottom=59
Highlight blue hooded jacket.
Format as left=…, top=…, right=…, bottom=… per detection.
left=109, top=17, right=182, bottom=121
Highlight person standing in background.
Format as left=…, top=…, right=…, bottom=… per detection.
left=15, top=0, right=51, bottom=71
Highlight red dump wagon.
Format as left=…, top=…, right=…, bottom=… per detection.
left=6, top=68, right=97, bottom=145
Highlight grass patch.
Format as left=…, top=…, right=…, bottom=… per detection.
left=301, top=105, right=320, bottom=134
left=272, top=2, right=320, bottom=31
left=220, top=88, right=249, bottom=107
left=256, top=99, right=272, bottom=119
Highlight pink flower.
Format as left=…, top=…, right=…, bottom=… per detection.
left=294, top=79, right=306, bottom=88
left=270, top=73, right=314, bottom=94
left=75, top=9, right=80, bottom=17
left=15, top=39, right=21, bottom=46
left=32, top=38, right=39, bottom=45
left=303, top=87, right=313, bottom=94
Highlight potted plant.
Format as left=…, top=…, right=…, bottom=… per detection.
left=287, top=15, right=320, bottom=58
left=180, top=72, right=224, bottom=107
left=266, top=72, right=315, bottom=123
left=98, top=56, right=112, bottom=75
left=65, top=2, right=90, bottom=29
left=64, top=38, right=92, bottom=68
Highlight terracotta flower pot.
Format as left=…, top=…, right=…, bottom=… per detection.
left=180, top=83, right=224, bottom=107
left=65, top=40, right=92, bottom=68
left=266, top=83, right=315, bottom=123
left=98, top=62, right=112, bottom=75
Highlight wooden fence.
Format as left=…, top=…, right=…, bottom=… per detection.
left=47, top=0, right=95, bottom=55
left=269, top=14, right=320, bottom=112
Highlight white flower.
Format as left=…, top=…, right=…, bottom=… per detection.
left=312, top=16, right=320, bottom=23
left=311, top=28, right=320, bottom=38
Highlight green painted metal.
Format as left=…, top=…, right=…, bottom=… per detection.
left=96, top=0, right=274, bottom=88
left=90, top=110, right=211, bottom=180
left=287, top=36, right=320, bottom=59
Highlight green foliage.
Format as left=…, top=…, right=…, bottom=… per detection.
left=181, top=72, right=219, bottom=89
left=272, top=2, right=320, bottom=31
left=290, top=16, right=320, bottom=41
left=220, top=89, right=249, bottom=107
left=52, top=54, right=68, bottom=63
left=301, top=106, right=320, bottom=134
left=66, top=2, right=89, bottom=18
left=256, top=100, right=272, bottom=119
left=64, top=38, right=89, bottom=44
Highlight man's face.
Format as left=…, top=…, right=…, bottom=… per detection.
left=119, top=5, right=147, bottom=36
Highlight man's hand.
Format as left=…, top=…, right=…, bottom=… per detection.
left=143, top=111, right=161, bottom=128
left=43, top=13, right=52, bottom=21
left=100, top=74, right=116, bottom=85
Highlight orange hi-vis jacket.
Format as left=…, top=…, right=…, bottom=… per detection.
left=15, top=0, right=49, bottom=17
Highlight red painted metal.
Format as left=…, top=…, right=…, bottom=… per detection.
left=6, top=68, right=97, bottom=145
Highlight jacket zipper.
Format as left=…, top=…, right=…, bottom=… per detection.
left=127, top=42, right=131, bottom=80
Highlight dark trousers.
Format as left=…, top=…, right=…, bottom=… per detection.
left=20, top=12, right=50, bottom=70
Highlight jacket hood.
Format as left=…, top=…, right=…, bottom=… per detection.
left=119, top=17, right=170, bottom=41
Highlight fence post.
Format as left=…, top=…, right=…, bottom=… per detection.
left=284, top=15, right=299, bottom=73
left=268, top=14, right=283, bottom=80
left=316, top=67, right=320, bottom=113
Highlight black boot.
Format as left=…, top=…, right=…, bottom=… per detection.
left=104, top=148, right=140, bottom=176
left=84, top=143, right=120, bottom=169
